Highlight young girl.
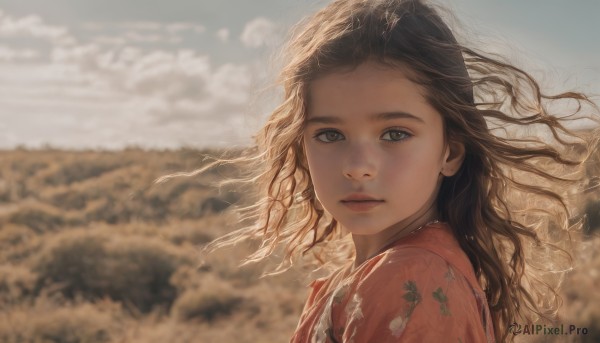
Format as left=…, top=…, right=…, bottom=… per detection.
left=157, top=0, right=600, bottom=342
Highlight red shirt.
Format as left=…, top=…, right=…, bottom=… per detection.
left=290, top=221, right=495, bottom=342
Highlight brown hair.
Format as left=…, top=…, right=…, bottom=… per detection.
left=156, top=0, right=600, bottom=341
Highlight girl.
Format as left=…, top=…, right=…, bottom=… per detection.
left=157, top=0, right=600, bottom=342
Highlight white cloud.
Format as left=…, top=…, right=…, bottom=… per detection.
left=50, top=43, right=100, bottom=72
left=124, top=31, right=167, bottom=43
left=117, top=50, right=252, bottom=123
left=91, top=32, right=181, bottom=46
left=240, top=17, right=278, bottom=48
left=119, top=21, right=163, bottom=31
left=91, top=35, right=127, bottom=46
left=0, top=11, right=74, bottom=45
left=0, top=45, right=39, bottom=61
left=166, top=22, right=206, bottom=35
left=1, top=40, right=257, bottom=149
left=0, top=9, right=260, bottom=150
left=86, top=21, right=205, bottom=46
left=207, top=63, right=251, bottom=104
left=84, top=21, right=162, bottom=32
left=216, top=28, right=229, bottom=43
left=83, top=21, right=206, bottom=35
left=0, top=59, right=256, bottom=150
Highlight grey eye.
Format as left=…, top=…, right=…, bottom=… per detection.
left=315, top=130, right=343, bottom=142
left=382, top=130, right=410, bottom=141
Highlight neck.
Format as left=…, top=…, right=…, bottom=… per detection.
left=351, top=205, right=439, bottom=271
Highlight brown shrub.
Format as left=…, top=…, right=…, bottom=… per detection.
left=7, top=202, right=67, bottom=233
left=30, top=230, right=109, bottom=298
left=174, top=289, right=245, bottom=323
left=30, top=230, right=190, bottom=314
left=101, top=236, right=189, bottom=313
left=166, top=223, right=213, bottom=246
left=41, top=155, right=127, bottom=186
left=0, top=223, right=36, bottom=247
left=0, top=297, right=122, bottom=343
left=0, top=224, right=43, bottom=265
left=171, top=274, right=253, bottom=323
left=49, top=189, right=89, bottom=210
left=584, top=200, right=600, bottom=234
left=83, top=196, right=134, bottom=224
left=0, top=264, right=37, bottom=306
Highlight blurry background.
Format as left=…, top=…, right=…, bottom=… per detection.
left=0, top=0, right=598, bottom=150
left=0, top=0, right=598, bottom=342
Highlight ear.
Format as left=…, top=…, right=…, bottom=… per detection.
left=440, top=140, right=465, bottom=177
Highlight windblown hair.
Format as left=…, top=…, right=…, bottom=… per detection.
left=156, top=0, right=600, bottom=341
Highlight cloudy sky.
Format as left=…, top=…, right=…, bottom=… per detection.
left=0, top=0, right=598, bottom=150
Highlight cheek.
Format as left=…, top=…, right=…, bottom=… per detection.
left=383, top=153, right=438, bottom=186
left=307, top=154, right=334, bottom=181
left=304, top=145, right=338, bottom=199
left=303, top=142, right=318, bottom=173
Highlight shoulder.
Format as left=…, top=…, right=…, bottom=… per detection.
left=331, top=247, right=490, bottom=342
left=358, top=246, right=454, bottom=289
left=352, top=247, right=460, bottom=319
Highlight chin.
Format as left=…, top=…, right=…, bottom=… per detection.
left=341, top=225, right=382, bottom=236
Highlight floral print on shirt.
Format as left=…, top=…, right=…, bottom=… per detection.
left=290, top=223, right=496, bottom=343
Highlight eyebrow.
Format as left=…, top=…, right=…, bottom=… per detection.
left=305, top=111, right=425, bottom=126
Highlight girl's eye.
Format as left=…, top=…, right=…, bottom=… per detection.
left=314, top=130, right=343, bottom=143
left=313, top=129, right=412, bottom=143
left=381, top=130, right=411, bottom=142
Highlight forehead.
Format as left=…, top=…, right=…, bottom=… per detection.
left=306, top=61, right=440, bottom=125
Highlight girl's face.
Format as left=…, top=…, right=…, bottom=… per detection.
left=303, top=60, right=463, bottom=239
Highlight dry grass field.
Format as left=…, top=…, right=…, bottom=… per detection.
left=0, top=147, right=598, bottom=342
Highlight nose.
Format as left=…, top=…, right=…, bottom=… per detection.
left=342, top=144, right=377, bottom=181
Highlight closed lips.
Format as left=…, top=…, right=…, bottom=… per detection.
left=341, top=193, right=384, bottom=202
left=343, top=200, right=382, bottom=202
left=341, top=200, right=384, bottom=202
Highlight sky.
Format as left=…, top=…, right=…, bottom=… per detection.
left=0, top=0, right=598, bottom=150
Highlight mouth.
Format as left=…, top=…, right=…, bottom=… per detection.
left=341, top=193, right=384, bottom=202
left=340, top=199, right=384, bottom=212
left=340, top=200, right=384, bottom=203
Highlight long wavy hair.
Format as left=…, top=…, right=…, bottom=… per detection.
left=156, top=0, right=600, bottom=341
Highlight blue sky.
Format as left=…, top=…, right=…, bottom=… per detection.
left=0, top=0, right=598, bottom=150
